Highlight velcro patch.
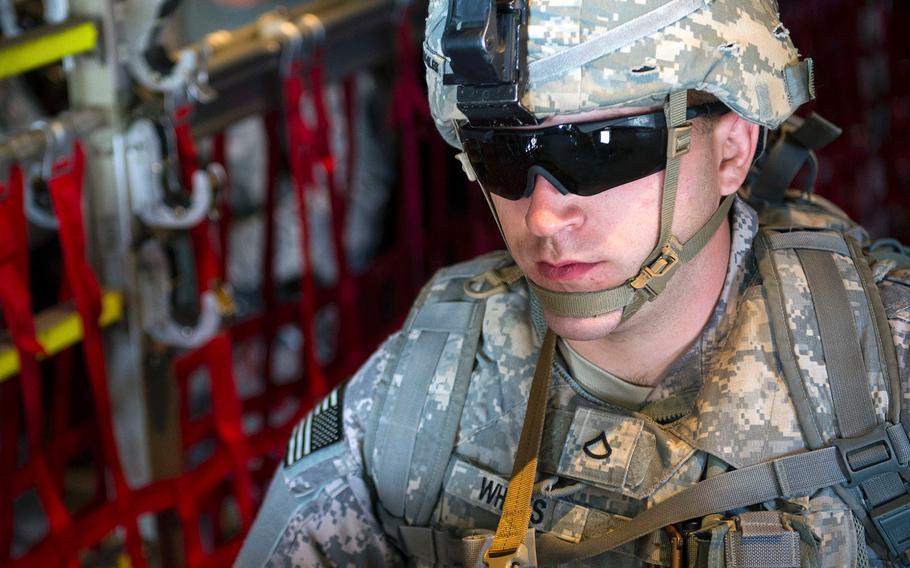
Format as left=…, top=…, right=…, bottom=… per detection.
left=285, top=386, right=344, bottom=468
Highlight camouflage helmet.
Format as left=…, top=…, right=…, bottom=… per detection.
left=424, top=0, right=815, bottom=148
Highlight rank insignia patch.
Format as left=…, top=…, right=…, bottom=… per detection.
left=285, top=386, right=344, bottom=468
left=582, top=431, right=613, bottom=461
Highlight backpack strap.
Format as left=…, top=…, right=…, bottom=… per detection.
left=364, top=252, right=514, bottom=538
left=755, top=227, right=910, bottom=565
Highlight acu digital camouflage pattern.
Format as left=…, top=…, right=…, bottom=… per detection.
left=238, top=197, right=910, bottom=567
left=425, top=0, right=814, bottom=147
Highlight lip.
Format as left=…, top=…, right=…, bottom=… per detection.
left=535, top=261, right=599, bottom=282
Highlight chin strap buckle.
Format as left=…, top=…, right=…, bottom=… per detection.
left=630, top=236, right=682, bottom=298
left=668, top=123, right=693, bottom=159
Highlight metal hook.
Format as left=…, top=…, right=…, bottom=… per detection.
left=23, top=120, right=61, bottom=230
left=44, top=0, right=69, bottom=24
left=187, top=36, right=218, bottom=104
left=137, top=238, right=222, bottom=349
left=0, top=0, right=20, bottom=37
left=297, top=12, right=325, bottom=48
left=125, top=0, right=200, bottom=93
left=257, top=10, right=304, bottom=77
left=127, top=117, right=213, bottom=230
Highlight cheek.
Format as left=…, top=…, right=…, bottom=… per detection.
left=672, top=150, right=721, bottom=238
left=593, top=176, right=662, bottom=250
left=490, top=196, right=526, bottom=243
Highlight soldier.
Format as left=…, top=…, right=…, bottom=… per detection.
left=236, top=0, right=910, bottom=566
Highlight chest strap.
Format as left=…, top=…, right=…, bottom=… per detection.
left=532, top=425, right=910, bottom=565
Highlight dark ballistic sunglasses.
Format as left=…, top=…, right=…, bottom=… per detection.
left=458, top=102, right=729, bottom=201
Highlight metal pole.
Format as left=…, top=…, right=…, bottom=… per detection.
left=170, top=0, right=403, bottom=136
left=0, top=109, right=105, bottom=165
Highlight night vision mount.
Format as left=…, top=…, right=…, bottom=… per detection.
left=442, top=0, right=538, bottom=127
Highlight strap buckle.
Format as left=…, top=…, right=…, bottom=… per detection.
left=464, top=265, right=523, bottom=299
left=871, top=493, right=910, bottom=562
left=630, top=237, right=682, bottom=296
left=483, top=547, right=524, bottom=568
left=831, top=423, right=908, bottom=489
left=667, top=123, right=693, bottom=159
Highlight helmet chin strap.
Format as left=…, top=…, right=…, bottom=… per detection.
left=456, top=91, right=736, bottom=322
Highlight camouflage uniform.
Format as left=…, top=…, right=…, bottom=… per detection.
left=236, top=1, right=909, bottom=566
left=235, top=197, right=910, bottom=567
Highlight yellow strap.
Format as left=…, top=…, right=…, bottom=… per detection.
left=0, top=290, right=123, bottom=383
left=0, top=19, right=97, bottom=80
left=484, top=328, right=557, bottom=566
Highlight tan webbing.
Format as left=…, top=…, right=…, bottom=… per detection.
left=529, top=193, right=736, bottom=320
left=484, top=329, right=557, bottom=567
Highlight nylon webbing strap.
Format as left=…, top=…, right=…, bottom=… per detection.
left=656, top=91, right=688, bottom=252
left=622, top=90, right=689, bottom=321
left=527, top=281, right=634, bottom=318
left=536, top=446, right=849, bottom=564
left=796, top=249, right=910, bottom=512
left=768, top=231, right=850, bottom=255
left=679, top=193, right=736, bottom=263
left=797, top=249, right=876, bottom=439
left=529, top=0, right=710, bottom=80
left=485, top=329, right=557, bottom=565
left=622, top=191, right=736, bottom=320
left=377, top=330, right=448, bottom=519
left=527, top=193, right=735, bottom=319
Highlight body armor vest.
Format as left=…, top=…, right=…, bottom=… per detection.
left=364, top=193, right=910, bottom=567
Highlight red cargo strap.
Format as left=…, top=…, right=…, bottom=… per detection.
left=212, top=132, right=231, bottom=280
left=0, top=165, right=44, bottom=362
left=171, top=106, right=255, bottom=538
left=173, top=106, right=221, bottom=291
left=0, top=165, right=73, bottom=562
left=283, top=62, right=328, bottom=407
left=46, top=143, right=146, bottom=567
left=0, top=167, right=45, bottom=433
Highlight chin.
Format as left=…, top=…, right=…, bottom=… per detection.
left=543, top=309, right=623, bottom=341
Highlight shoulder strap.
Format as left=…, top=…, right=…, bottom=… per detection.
left=755, top=228, right=910, bottom=564
left=364, top=252, right=512, bottom=533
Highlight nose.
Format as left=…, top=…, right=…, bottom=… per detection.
left=524, top=174, right=584, bottom=238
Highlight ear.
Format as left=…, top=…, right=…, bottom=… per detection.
left=712, top=112, right=760, bottom=197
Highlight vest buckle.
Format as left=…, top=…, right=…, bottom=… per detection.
left=831, top=423, right=908, bottom=489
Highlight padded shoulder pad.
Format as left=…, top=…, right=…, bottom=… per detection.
left=364, top=251, right=515, bottom=533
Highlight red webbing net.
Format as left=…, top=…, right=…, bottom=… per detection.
left=0, top=12, right=498, bottom=566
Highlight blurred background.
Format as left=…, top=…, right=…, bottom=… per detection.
left=0, top=0, right=906, bottom=566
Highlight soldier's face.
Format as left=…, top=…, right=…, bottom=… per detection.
left=491, top=106, right=756, bottom=341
